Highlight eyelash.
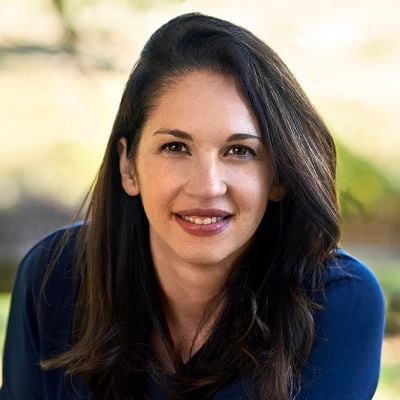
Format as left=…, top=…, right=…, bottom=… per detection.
left=226, top=145, right=257, bottom=157
left=159, top=142, right=257, bottom=158
left=160, top=142, right=189, bottom=154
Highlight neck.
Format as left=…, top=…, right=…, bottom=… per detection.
left=157, top=257, right=228, bottom=329
left=151, top=248, right=230, bottom=361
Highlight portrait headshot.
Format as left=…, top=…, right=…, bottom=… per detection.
left=1, top=2, right=398, bottom=399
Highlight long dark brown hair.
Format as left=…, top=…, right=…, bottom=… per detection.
left=41, top=13, right=340, bottom=400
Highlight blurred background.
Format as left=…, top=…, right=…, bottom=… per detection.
left=0, top=0, right=399, bottom=397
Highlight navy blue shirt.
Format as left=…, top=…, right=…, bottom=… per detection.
left=0, top=224, right=385, bottom=399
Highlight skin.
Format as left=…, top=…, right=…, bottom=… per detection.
left=118, top=70, right=285, bottom=366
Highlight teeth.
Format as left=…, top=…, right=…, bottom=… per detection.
left=181, top=216, right=225, bottom=225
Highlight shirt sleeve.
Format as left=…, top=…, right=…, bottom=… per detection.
left=298, top=254, right=386, bottom=400
left=0, top=240, right=51, bottom=400
left=0, top=225, right=75, bottom=400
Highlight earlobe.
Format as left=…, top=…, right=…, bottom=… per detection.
left=269, top=184, right=287, bottom=202
left=118, top=137, right=140, bottom=196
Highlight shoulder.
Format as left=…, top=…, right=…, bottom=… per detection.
left=16, top=221, right=84, bottom=287
left=16, top=221, right=85, bottom=349
left=322, top=248, right=385, bottom=314
left=318, top=247, right=386, bottom=331
left=313, top=248, right=385, bottom=361
left=325, top=248, right=381, bottom=284
left=12, top=221, right=85, bottom=319
left=298, top=249, right=386, bottom=398
left=20, top=221, right=83, bottom=263
left=1, top=222, right=87, bottom=399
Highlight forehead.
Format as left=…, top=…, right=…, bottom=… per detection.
left=141, top=70, right=260, bottom=139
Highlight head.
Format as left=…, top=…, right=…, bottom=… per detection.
left=108, top=12, right=338, bottom=266
left=47, top=13, right=340, bottom=400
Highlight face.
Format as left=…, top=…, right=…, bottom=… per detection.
left=119, top=70, right=284, bottom=271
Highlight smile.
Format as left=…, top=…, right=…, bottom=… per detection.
left=174, top=210, right=232, bottom=236
left=181, top=216, right=225, bottom=225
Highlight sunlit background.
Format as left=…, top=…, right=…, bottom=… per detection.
left=0, top=0, right=399, bottom=397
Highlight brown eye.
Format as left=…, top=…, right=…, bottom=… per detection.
left=160, top=142, right=189, bottom=153
left=226, top=145, right=256, bottom=157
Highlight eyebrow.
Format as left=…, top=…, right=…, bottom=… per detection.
left=152, top=129, right=261, bottom=142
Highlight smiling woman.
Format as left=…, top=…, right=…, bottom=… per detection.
left=0, top=13, right=385, bottom=400
left=119, top=71, right=280, bottom=274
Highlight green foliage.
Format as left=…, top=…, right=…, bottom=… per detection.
left=50, top=0, right=186, bottom=19
left=374, top=261, right=400, bottom=296
left=51, top=0, right=65, bottom=14
left=0, top=260, right=17, bottom=292
left=50, top=0, right=92, bottom=17
left=0, top=293, right=11, bottom=356
left=386, top=292, right=400, bottom=336
left=358, top=38, right=397, bottom=61
left=379, top=364, right=400, bottom=393
left=336, top=141, right=399, bottom=220
left=367, top=258, right=400, bottom=337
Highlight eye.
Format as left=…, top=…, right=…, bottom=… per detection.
left=226, top=145, right=256, bottom=158
left=160, top=142, right=190, bottom=154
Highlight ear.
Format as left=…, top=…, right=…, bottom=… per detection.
left=268, top=183, right=287, bottom=202
left=117, top=137, right=139, bottom=196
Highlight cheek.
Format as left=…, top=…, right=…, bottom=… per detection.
left=236, top=170, right=271, bottom=207
left=241, top=190, right=268, bottom=220
left=136, top=160, right=183, bottom=211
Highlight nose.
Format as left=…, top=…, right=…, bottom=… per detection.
left=184, top=156, right=228, bottom=199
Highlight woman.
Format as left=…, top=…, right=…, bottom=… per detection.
left=1, top=13, right=385, bottom=400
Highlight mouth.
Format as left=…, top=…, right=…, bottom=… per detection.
left=178, top=215, right=228, bottom=225
left=175, top=208, right=232, bottom=222
left=173, top=209, right=233, bottom=236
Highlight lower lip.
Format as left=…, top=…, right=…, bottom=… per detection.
left=174, top=215, right=232, bottom=236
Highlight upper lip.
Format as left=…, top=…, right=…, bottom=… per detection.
left=175, top=208, right=232, bottom=217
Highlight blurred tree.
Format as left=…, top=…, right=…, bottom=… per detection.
left=49, top=0, right=186, bottom=48
left=386, top=291, right=400, bottom=336
left=50, top=0, right=80, bottom=48
left=127, top=0, right=186, bottom=10
left=336, top=141, right=399, bottom=221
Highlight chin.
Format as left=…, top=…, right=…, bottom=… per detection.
left=180, top=253, right=226, bottom=267
left=175, top=245, right=239, bottom=269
